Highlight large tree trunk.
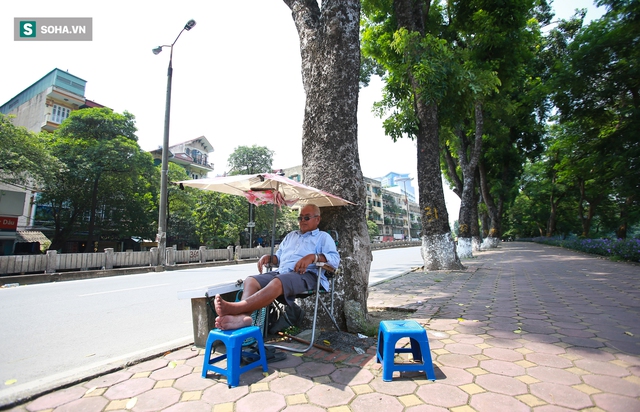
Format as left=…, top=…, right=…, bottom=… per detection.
left=285, top=0, right=372, bottom=329
left=84, top=176, right=101, bottom=253
left=478, top=160, right=501, bottom=248
left=577, top=178, right=602, bottom=237
left=616, top=195, right=634, bottom=239
left=394, top=0, right=462, bottom=270
left=457, top=102, right=483, bottom=259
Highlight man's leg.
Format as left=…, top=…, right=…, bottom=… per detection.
left=215, top=278, right=284, bottom=330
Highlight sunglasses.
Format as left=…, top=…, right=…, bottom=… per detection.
left=297, top=215, right=319, bottom=221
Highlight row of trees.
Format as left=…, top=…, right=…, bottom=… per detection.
left=3, top=0, right=636, bottom=329
left=0, top=109, right=301, bottom=252
left=361, top=0, right=638, bottom=260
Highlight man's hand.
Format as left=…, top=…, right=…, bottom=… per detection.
left=258, top=255, right=275, bottom=273
left=294, top=254, right=317, bottom=274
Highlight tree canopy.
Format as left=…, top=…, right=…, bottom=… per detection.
left=0, top=113, right=61, bottom=189
left=38, top=107, right=157, bottom=251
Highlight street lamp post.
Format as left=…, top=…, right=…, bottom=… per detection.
left=396, top=177, right=413, bottom=240
left=153, top=19, right=196, bottom=267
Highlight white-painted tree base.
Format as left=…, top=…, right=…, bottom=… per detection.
left=480, top=237, right=500, bottom=249
left=457, top=237, right=473, bottom=258
left=421, top=233, right=464, bottom=270
left=472, top=236, right=482, bottom=251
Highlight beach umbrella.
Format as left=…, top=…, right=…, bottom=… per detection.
left=177, top=173, right=353, bottom=256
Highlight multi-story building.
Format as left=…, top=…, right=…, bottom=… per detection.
left=0, top=69, right=213, bottom=255
left=364, top=177, right=384, bottom=233
left=281, top=166, right=420, bottom=241
left=148, top=136, right=214, bottom=180
left=0, top=69, right=96, bottom=254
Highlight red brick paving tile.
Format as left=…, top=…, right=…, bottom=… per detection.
left=479, top=359, right=525, bottom=377
left=483, top=338, right=524, bottom=349
left=163, top=347, right=200, bottom=361
left=432, top=366, right=474, bottom=386
left=450, top=334, right=484, bottom=344
left=444, top=343, right=482, bottom=355
left=345, top=354, right=371, bottom=367
left=469, top=392, right=530, bottom=412
left=163, top=400, right=214, bottom=412
left=50, top=396, right=108, bottom=412
left=574, top=359, right=631, bottom=377
left=530, top=406, right=576, bottom=412
left=475, top=374, right=528, bottom=396
left=83, top=371, right=133, bottom=389
left=522, top=340, right=565, bottom=354
left=269, top=374, right=314, bottom=395
left=485, top=329, right=522, bottom=340
left=560, top=336, right=605, bottom=348
left=415, top=384, right=468, bottom=408
left=527, top=366, right=582, bottom=385
left=592, top=393, right=640, bottom=412
left=525, top=352, right=573, bottom=368
left=323, top=351, right=350, bottom=363
left=530, top=382, right=594, bottom=409
left=174, top=372, right=216, bottom=391
left=558, top=328, right=596, bottom=338
left=185, top=355, right=204, bottom=367
left=295, top=361, right=336, bottom=378
left=103, top=377, right=155, bottom=400
left=235, top=391, right=286, bottom=412
left=269, top=352, right=303, bottom=368
left=582, top=374, right=640, bottom=397
left=519, top=313, right=548, bottom=320
left=306, top=382, right=355, bottom=407
left=25, top=386, right=86, bottom=411
left=553, top=322, right=587, bottom=330
left=369, top=378, right=418, bottom=396
left=565, top=346, right=615, bottom=361
left=133, top=387, right=180, bottom=411
left=520, top=333, right=561, bottom=344
left=149, top=364, right=193, bottom=380
left=404, top=404, right=448, bottom=412
left=482, top=347, right=524, bottom=362
left=126, top=358, right=169, bottom=373
left=201, top=383, right=248, bottom=404
left=616, top=353, right=640, bottom=366
left=281, top=405, right=326, bottom=412
left=349, top=392, right=404, bottom=412
left=330, top=366, right=374, bottom=385
left=437, top=353, right=478, bottom=369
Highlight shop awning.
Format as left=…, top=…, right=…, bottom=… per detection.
left=15, top=231, right=50, bottom=244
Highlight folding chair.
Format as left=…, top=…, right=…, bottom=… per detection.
left=266, top=261, right=340, bottom=353
left=261, top=229, right=340, bottom=353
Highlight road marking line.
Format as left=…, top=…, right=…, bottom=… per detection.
left=79, top=283, right=171, bottom=296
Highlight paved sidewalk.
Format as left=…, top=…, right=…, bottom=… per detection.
left=4, top=242, right=640, bottom=411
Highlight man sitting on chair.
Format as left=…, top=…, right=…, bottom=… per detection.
left=215, top=204, right=340, bottom=330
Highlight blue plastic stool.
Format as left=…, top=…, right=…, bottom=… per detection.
left=201, top=326, right=268, bottom=387
left=376, top=320, right=436, bottom=382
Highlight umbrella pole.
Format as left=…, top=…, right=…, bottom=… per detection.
left=269, top=183, right=278, bottom=271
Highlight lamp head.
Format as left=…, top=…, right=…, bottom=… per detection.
left=152, top=46, right=163, bottom=55
left=184, top=19, right=196, bottom=31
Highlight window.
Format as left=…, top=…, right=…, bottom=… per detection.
left=51, top=105, right=70, bottom=124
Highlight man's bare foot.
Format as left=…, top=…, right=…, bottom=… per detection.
left=215, top=314, right=253, bottom=330
left=214, top=294, right=240, bottom=316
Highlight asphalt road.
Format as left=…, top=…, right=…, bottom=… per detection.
left=0, top=246, right=423, bottom=402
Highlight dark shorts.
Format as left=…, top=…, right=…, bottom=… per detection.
left=249, top=271, right=317, bottom=306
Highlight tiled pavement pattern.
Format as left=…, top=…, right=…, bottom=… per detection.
left=5, top=242, right=640, bottom=412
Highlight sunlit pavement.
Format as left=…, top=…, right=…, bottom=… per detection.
left=6, top=242, right=640, bottom=411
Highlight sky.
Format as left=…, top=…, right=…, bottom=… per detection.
left=1, top=1, right=605, bottom=223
